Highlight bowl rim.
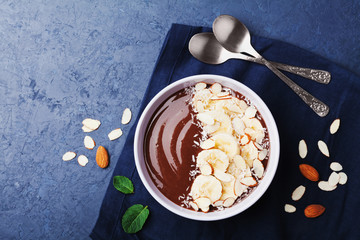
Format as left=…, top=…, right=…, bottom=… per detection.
left=134, top=74, right=280, bottom=221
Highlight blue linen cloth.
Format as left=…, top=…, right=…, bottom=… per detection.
left=90, top=24, right=360, bottom=240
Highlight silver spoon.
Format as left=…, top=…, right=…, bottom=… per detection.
left=212, top=15, right=329, bottom=117
left=189, top=32, right=330, bottom=84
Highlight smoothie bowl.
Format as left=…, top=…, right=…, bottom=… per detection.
left=134, top=74, right=280, bottom=221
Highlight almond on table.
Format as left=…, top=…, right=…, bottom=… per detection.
left=121, top=108, right=132, bottom=125
left=96, top=146, right=109, bottom=169
left=82, top=118, right=101, bottom=131
left=62, top=151, right=76, bottom=161
left=299, top=164, right=319, bottom=182
left=84, top=135, right=96, bottom=150
left=304, top=204, right=325, bottom=218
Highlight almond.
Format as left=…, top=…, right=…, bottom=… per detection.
left=108, top=128, right=123, bottom=141
left=291, top=185, right=306, bottom=201
left=96, top=146, right=109, bottom=168
left=284, top=204, right=296, bottom=213
left=78, top=155, right=89, bottom=167
left=121, top=108, right=132, bottom=125
left=318, top=140, right=330, bottom=157
left=62, top=151, right=76, bottom=161
left=304, top=204, right=325, bottom=218
left=84, top=135, right=96, bottom=150
left=82, top=118, right=101, bottom=131
left=298, top=139, right=307, bottom=159
left=330, top=118, right=340, bottom=134
left=299, top=164, right=319, bottom=182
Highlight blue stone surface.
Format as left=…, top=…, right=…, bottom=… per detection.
left=0, top=0, right=359, bottom=239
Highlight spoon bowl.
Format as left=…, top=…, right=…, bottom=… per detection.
left=213, top=15, right=253, bottom=55
left=212, top=15, right=329, bottom=117
left=189, top=32, right=232, bottom=64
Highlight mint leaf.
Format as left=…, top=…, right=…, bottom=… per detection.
left=122, top=204, right=150, bottom=234
left=113, top=176, right=134, bottom=194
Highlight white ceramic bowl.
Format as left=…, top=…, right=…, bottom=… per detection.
left=134, top=74, right=280, bottom=221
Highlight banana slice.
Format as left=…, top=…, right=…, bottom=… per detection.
left=219, top=176, right=237, bottom=201
left=190, top=175, right=222, bottom=203
left=210, top=133, right=240, bottom=159
left=197, top=149, right=229, bottom=173
left=227, top=155, right=248, bottom=180
left=207, top=111, right=233, bottom=135
left=232, top=117, right=245, bottom=136
left=240, top=141, right=259, bottom=168
left=242, top=117, right=265, bottom=143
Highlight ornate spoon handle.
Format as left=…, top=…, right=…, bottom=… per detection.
left=268, top=61, right=331, bottom=84
left=238, top=53, right=331, bottom=84
left=259, top=57, right=329, bottom=117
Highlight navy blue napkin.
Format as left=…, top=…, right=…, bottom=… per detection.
left=90, top=24, right=360, bottom=240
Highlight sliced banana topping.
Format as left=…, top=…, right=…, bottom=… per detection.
left=210, top=133, right=240, bottom=159
left=190, top=175, right=222, bottom=203
left=197, top=149, right=230, bottom=173
left=189, top=82, right=268, bottom=211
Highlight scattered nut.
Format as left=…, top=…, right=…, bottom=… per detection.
left=330, top=118, right=340, bottom=134
left=299, top=164, right=319, bottom=182
left=291, top=185, right=306, bottom=201
left=82, top=118, right=101, bottom=131
left=284, top=204, right=296, bottom=213
left=317, top=140, right=330, bottom=157
left=304, top=204, right=325, bottom=218
left=96, top=146, right=109, bottom=168
left=121, top=108, right=132, bottom=125
left=330, top=162, right=343, bottom=172
left=62, top=151, right=76, bottom=161
left=108, top=128, right=123, bottom=141
left=78, top=155, right=89, bottom=167
left=298, top=139, right=307, bottom=159
left=84, top=135, right=96, bottom=150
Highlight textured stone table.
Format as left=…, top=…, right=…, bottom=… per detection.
left=0, top=0, right=359, bottom=239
